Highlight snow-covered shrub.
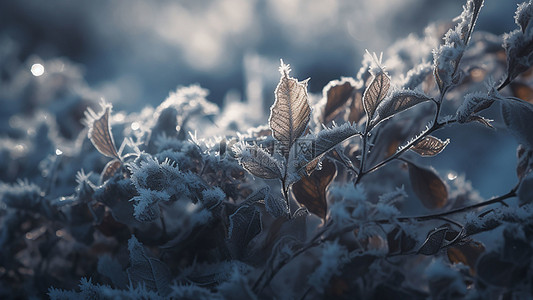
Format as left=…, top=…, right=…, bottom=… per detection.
left=1, top=0, right=533, bottom=299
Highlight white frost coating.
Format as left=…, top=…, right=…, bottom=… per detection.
left=233, top=142, right=283, bottom=179
left=515, top=1, right=533, bottom=33
left=425, top=258, right=467, bottom=296
left=456, top=82, right=501, bottom=123
left=328, top=183, right=368, bottom=227
left=433, top=0, right=483, bottom=91
left=308, top=241, right=349, bottom=293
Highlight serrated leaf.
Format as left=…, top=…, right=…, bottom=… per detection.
left=97, top=255, right=128, bottom=288
left=447, top=241, right=485, bottom=275
left=411, top=136, right=450, bottom=157
left=269, top=60, right=311, bottom=156
left=228, top=203, right=262, bottom=258
left=127, top=236, right=172, bottom=295
left=323, top=79, right=356, bottom=123
left=100, top=159, right=122, bottom=182
left=501, top=98, right=533, bottom=148
left=265, top=193, right=289, bottom=218
left=407, top=162, right=448, bottom=210
left=370, top=90, right=432, bottom=129
left=85, top=105, right=120, bottom=159
left=236, top=144, right=282, bottom=179
left=295, top=123, right=361, bottom=175
left=363, top=71, right=390, bottom=125
left=418, top=225, right=448, bottom=255
left=292, top=159, right=336, bottom=219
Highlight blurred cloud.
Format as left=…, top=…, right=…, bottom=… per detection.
left=0, top=0, right=522, bottom=111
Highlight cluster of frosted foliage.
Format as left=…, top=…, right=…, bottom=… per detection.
left=1, top=0, right=533, bottom=299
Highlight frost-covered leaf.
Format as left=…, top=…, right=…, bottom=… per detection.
left=501, top=98, right=533, bottom=148
left=296, top=123, right=360, bottom=175
left=433, top=0, right=484, bottom=92
left=0, top=179, right=44, bottom=211
left=517, top=145, right=533, bottom=181
left=516, top=0, right=533, bottom=33
left=101, top=158, right=122, bottom=183
left=411, top=136, right=450, bottom=157
left=228, top=202, right=262, bottom=258
left=426, top=258, right=467, bottom=299
left=130, top=188, right=169, bottom=222
left=466, top=115, right=494, bottom=128
left=407, top=162, right=448, bottom=210
left=447, top=241, right=485, bottom=274
left=501, top=1, right=533, bottom=89
left=292, top=159, right=337, bottom=219
left=269, top=60, right=311, bottom=155
left=322, top=78, right=356, bottom=123
left=97, top=255, right=128, bottom=288
left=264, top=193, right=289, bottom=218
left=234, top=143, right=282, bottom=179
left=217, top=264, right=257, bottom=300
left=370, top=89, right=432, bottom=129
left=84, top=102, right=120, bottom=159
left=456, top=89, right=499, bottom=123
left=387, top=227, right=416, bottom=255
left=49, top=277, right=166, bottom=300
left=308, top=240, right=349, bottom=294
left=363, top=58, right=390, bottom=126
left=418, top=225, right=449, bottom=255
left=464, top=212, right=502, bottom=236
left=127, top=236, right=172, bottom=296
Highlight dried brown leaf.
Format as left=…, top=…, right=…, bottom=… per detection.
left=447, top=241, right=485, bottom=275
left=363, top=71, right=390, bottom=124
left=101, top=159, right=122, bottom=182
left=411, top=135, right=450, bottom=157
left=269, top=61, right=311, bottom=156
left=86, top=105, right=120, bottom=159
left=348, top=90, right=365, bottom=123
left=407, top=162, right=448, bottom=210
left=323, top=79, right=356, bottom=123
left=371, top=90, right=432, bottom=128
left=292, top=159, right=337, bottom=219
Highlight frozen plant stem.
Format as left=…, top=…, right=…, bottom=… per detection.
left=253, top=220, right=334, bottom=294
left=358, top=95, right=448, bottom=180
left=282, top=175, right=291, bottom=218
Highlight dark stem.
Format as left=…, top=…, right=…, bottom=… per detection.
left=253, top=221, right=333, bottom=294
left=369, top=185, right=518, bottom=226
left=282, top=178, right=291, bottom=218
left=354, top=129, right=369, bottom=185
